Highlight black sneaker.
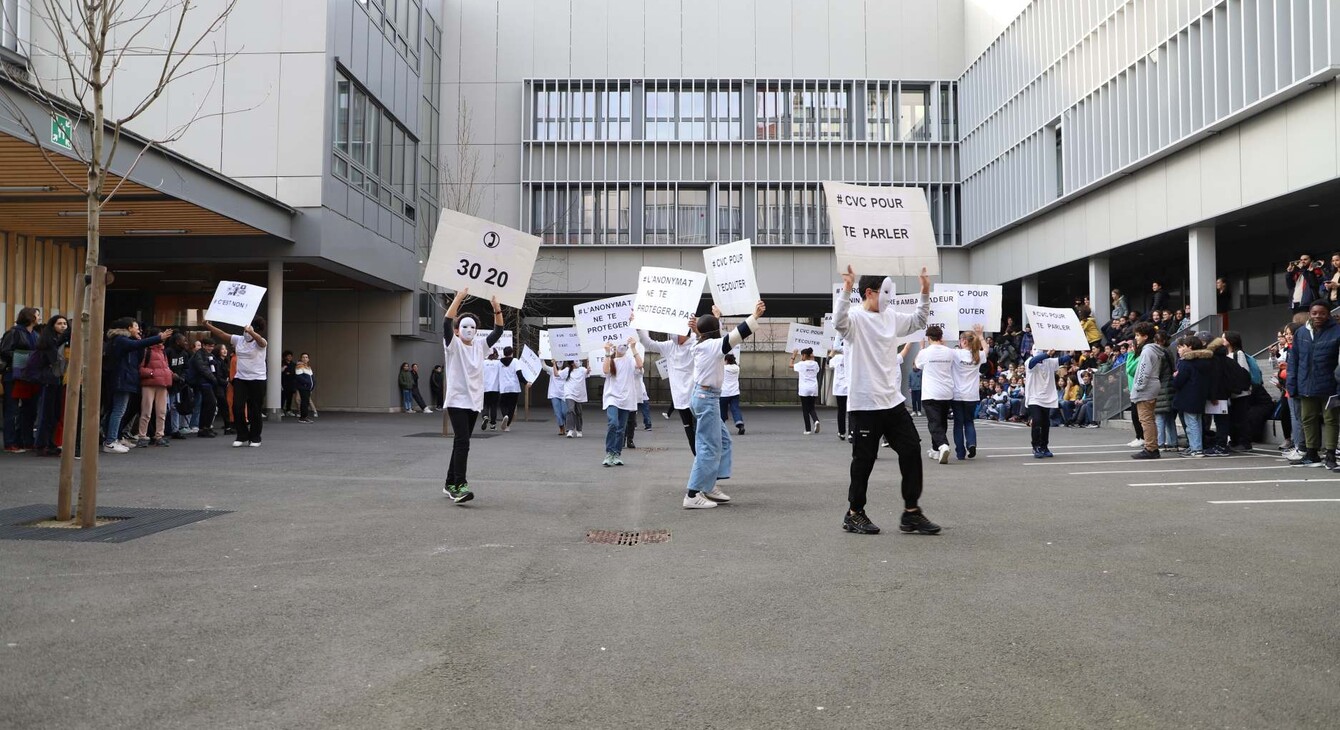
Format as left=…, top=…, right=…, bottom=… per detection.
left=967, top=445, right=977, bottom=459
left=737, top=424, right=745, bottom=435
left=1131, top=448, right=1160, bottom=460
left=1290, top=451, right=1321, bottom=467
left=1325, top=454, right=1338, bottom=471
left=899, top=510, right=941, bottom=535
left=842, top=510, right=881, bottom=535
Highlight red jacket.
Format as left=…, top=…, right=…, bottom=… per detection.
left=139, top=344, right=173, bottom=388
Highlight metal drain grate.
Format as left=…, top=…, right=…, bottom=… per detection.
left=585, top=529, right=671, bottom=546
left=0, top=504, right=230, bottom=543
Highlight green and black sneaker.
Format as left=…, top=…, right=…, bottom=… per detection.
left=450, top=483, right=474, bottom=505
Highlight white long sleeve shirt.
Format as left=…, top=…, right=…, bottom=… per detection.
left=722, top=363, right=741, bottom=398
left=639, top=331, right=696, bottom=409
left=835, top=292, right=929, bottom=412
left=829, top=354, right=849, bottom=397
left=1025, top=356, right=1061, bottom=408
left=691, top=315, right=760, bottom=390
left=442, top=326, right=504, bottom=412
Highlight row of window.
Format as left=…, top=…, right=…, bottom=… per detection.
left=357, top=0, right=422, bottom=67
left=0, top=0, right=18, bottom=53
left=531, top=82, right=955, bottom=143
left=418, top=13, right=443, bottom=202
left=528, top=185, right=958, bottom=246
left=334, top=71, right=418, bottom=221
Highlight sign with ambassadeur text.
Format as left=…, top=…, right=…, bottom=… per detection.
left=423, top=209, right=542, bottom=309
left=574, top=295, right=636, bottom=353
left=704, top=239, right=759, bottom=316
left=518, top=345, right=543, bottom=383
left=824, top=182, right=940, bottom=277
left=543, top=328, right=583, bottom=361
left=1024, top=305, right=1091, bottom=352
left=205, top=280, right=267, bottom=328
left=785, top=323, right=827, bottom=354
left=891, top=292, right=958, bottom=345
left=934, top=284, right=1003, bottom=332
left=632, top=267, right=706, bottom=336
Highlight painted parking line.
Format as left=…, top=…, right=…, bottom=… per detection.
left=1069, top=465, right=1294, bottom=476
left=987, top=450, right=1135, bottom=458
left=1026, top=454, right=1278, bottom=466
left=1209, top=499, right=1340, bottom=504
left=1128, top=478, right=1340, bottom=487
left=972, top=443, right=1138, bottom=451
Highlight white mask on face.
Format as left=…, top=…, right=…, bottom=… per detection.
left=877, top=277, right=896, bottom=312
left=458, top=318, right=478, bottom=343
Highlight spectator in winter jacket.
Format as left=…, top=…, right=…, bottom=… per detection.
left=188, top=339, right=221, bottom=438
left=1285, top=301, right=1340, bottom=467
left=24, top=314, right=69, bottom=455
left=429, top=365, right=445, bottom=410
left=1172, top=335, right=1214, bottom=456
left=164, top=333, right=193, bottom=438
left=398, top=362, right=415, bottom=412
left=1129, top=322, right=1167, bottom=459
left=1287, top=255, right=1324, bottom=313
left=281, top=351, right=297, bottom=416
left=101, top=318, right=173, bottom=454
left=294, top=353, right=316, bottom=423
left=134, top=327, right=174, bottom=448
left=1, top=306, right=40, bottom=452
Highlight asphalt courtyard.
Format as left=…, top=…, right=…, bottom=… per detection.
left=1, top=407, right=1337, bottom=729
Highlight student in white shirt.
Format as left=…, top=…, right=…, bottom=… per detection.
left=790, top=347, right=822, bottom=434
left=601, top=338, right=643, bottom=467
left=497, top=346, right=525, bottom=432
left=639, top=326, right=699, bottom=454
left=828, top=346, right=849, bottom=440
left=439, top=288, right=505, bottom=504
left=203, top=316, right=267, bottom=447
left=834, top=265, right=940, bottom=536
left=914, top=325, right=957, bottom=465
left=563, top=360, right=589, bottom=437
left=951, top=324, right=988, bottom=460
left=544, top=355, right=570, bottom=436
left=683, top=300, right=765, bottom=509
left=1025, top=348, right=1072, bottom=458
left=720, top=353, right=744, bottom=434
left=481, top=352, right=502, bottom=430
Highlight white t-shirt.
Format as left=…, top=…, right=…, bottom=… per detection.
left=1025, top=355, right=1061, bottom=408
left=563, top=366, right=589, bottom=402
left=230, top=334, right=266, bottom=381
left=691, top=337, right=732, bottom=390
left=829, top=354, right=849, bottom=397
left=601, top=352, right=640, bottom=411
left=482, top=359, right=501, bottom=392
left=546, top=365, right=568, bottom=399
left=722, top=363, right=741, bottom=398
left=443, top=332, right=495, bottom=411
left=498, top=360, right=522, bottom=394
left=952, top=350, right=982, bottom=401
left=636, top=368, right=649, bottom=402
left=834, top=293, right=929, bottom=412
left=639, top=332, right=696, bottom=409
left=914, top=343, right=957, bottom=401
left=793, top=360, right=821, bottom=397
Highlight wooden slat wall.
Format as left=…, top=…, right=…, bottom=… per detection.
left=0, top=229, right=86, bottom=326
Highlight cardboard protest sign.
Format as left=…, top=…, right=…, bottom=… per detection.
left=518, top=345, right=543, bottom=383
left=543, top=327, right=583, bottom=361
left=1024, top=305, right=1091, bottom=352
left=574, top=295, right=636, bottom=353
left=205, top=280, right=267, bottom=327
left=491, top=331, right=514, bottom=355
left=892, top=292, right=958, bottom=345
left=654, top=357, right=669, bottom=380
left=785, top=323, right=827, bottom=354
left=822, top=313, right=836, bottom=348
left=632, top=267, right=706, bottom=336
left=704, top=239, right=760, bottom=315
left=824, top=182, right=939, bottom=276
left=935, top=283, right=1003, bottom=332
left=832, top=281, right=864, bottom=312
left=424, top=209, right=542, bottom=309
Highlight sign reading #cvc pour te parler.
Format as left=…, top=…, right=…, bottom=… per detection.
left=824, top=181, right=940, bottom=277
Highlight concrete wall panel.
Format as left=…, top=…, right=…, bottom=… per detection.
left=790, top=1, right=829, bottom=77
left=827, top=0, right=866, bottom=77
left=459, top=0, right=501, bottom=83
left=716, top=0, right=757, bottom=77
left=496, top=0, right=537, bottom=80
left=681, top=0, right=721, bottom=79
left=1285, top=87, right=1338, bottom=191
left=533, top=0, right=573, bottom=74
left=644, top=0, right=683, bottom=78
left=754, top=0, right=793, bottom=77
left=606, top=0, right=646, bottom=77
left=571, top=0, right=610, bottom=78
left=1238, top=113, right=1289, bottom=206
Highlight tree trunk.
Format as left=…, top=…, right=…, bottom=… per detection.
left=76, top=47, right=106, bottom=527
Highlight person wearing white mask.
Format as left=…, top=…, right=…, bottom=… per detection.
left=601, top=338, right=643, bottom=467
left=440, top=288, right=505, bottom=504
left=720, top=353, right=744, bottom=435
left=682, top=300, right=766, bottom=509
left=563, top=359, right=590, bottom=438
left=914, top=325, right=957, bottom=465
left=544, top=355, right=569, bottom=436
left=481, top=351, right=501, bottom=430
left=497, top=346, right=524, bottom=432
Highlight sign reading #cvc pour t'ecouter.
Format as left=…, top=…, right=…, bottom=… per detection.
left=824, top=182, right=940, bottom=277
left=423, top=209, right=542, bottom=309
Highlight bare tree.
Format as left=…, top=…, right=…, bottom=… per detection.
left=0, top=0, right=238, bottom=526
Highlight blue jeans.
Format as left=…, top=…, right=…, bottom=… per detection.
left=1181, top=409, right=1203, bottom=451
left=1156, top=412, right=1178, bottom=447
left=1059, top=400, right=1077, bottom=424
left=551, top=397, right=567, bottom=428
left=104, top=391, right=131, bottom=445
left=951, top=400, right=977, bottom=459
left=638, top=400, right=652, bottom=428
left=720, top=395, right=743, bottom=425
left=1288, top=397, right=1303, bottom=446
left=604, top=405, right=628, bottom=455
left=400, top=389, right=413, bottom=411
left=686, top=385, right=731, bottom=494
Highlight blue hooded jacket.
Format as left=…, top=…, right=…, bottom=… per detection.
left=1286, top=319, right=1340, bottom=398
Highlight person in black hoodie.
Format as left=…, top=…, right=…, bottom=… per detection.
left=1201, top=336, right=1236, bottom=457
left=429, top=365, right=445, bottom=411
left=24, top=314, right=69, bottom=456
left=100, top=318, right=172, bottom=454
left=1172, top=334, right=1214, bottom=457
left=280, top=351, right=297, bottom=417
left=410, top=363, right=431, bottom=413
left=188, top=338, right=221, bottom=438
left=165, top=333, right=193, bottom=439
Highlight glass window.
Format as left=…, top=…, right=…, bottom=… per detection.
left=757, top=188, right=785, bottom=244
left=680, top=87, right=706, bottom=141
left=335, top=79, right=350, bottom=153
left=646, top=88, right=676, bottom=141
left=939, top=83, right=956, bottom=140
left=899, top=86, right=930, bottom=141
left=602, top=88, right=631, bottom=140
left=350, top=89, right=367, bottom=166
left=379, top=110, right=394, bottom=187
left=867, top=83, right=894, bottom=141
left=716, top=188, right=742, bottom=243
left=602, top=188, right=629, bottom=243
left=711, top=89, right=741, bottom=140
left=678, top=188, right=708, bottom=244
left=817, top=88, right=847, bottom=141
left=570, top=89, right=596, bottom=140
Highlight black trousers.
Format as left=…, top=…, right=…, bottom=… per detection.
left=835, top=395, right=848, bottom=436
left=298, top=388, right=312, bottom=419
left=1229, top=396, right=1252, bottom=446
left=922, top=399, right=951, bottom=450
left=281, top=387, right=295, bottom=412
left=1028, top=404, right=1051, bottom=449
left=411, top=387, right=428, bottom=410
left=196, top=384, right=216, bottom=431
left=232, top=379, right=265, bottom=443
left=500, top=392, right=519, bottom=422
left=446, top=407, right=479, bottom=485
left=677, top=407, right=696, bottom=454
left=483, top=391, right=500, bottom=424
left=847, top=405, right=923, bottom=512
left=625, top=409, right=637, bottom=447
left=800, top=395, right=818, bottom=431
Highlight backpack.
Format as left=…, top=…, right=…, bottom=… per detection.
left=1222, top=354, right=1251, bottom=394
left=1242, top=352, right=1263, bottom=386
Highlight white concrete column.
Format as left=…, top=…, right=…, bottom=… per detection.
left=1088, top=255, right=1111, bottom=324
left=1021, top=275, right=1039, bottom=325
left=1188, top=226, right=1217, bottom=325
left=266, top=259, right=284, bottom=414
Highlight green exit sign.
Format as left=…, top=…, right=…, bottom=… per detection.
left=51, top=113, right=73, bottom=150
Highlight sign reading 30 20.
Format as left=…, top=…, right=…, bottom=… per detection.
left=423, top=209, right=542, bottom=309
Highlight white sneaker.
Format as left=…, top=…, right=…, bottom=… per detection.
left=702, top=486, right=732, bottom=503
left=927, top=449, right=939, bottom=461
left=248, top=442, right=261, bottom=448
left=424, top=407, right=433, bottom=414
left=683, top=494, right=718, bottom=509
left=1284, top=448, right=1302, bottom=460
left=101, top=442, right=129, bottom=454
left=232, top=440, right=247, bottom=448
left=662, top=412, right=670, bottom=420
left=566, top=430, right=574, bottom=438
left=938, top=444, right=951, bottom=464
left=575, top=431, right=583, bottom=438
left=803, top=430, right=812, bottom=435
left=502, top=416, right=510, bottom=432
left=813, top=421, right=821, bottom=434
left=1126, top=438, right=1144, bottom=448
